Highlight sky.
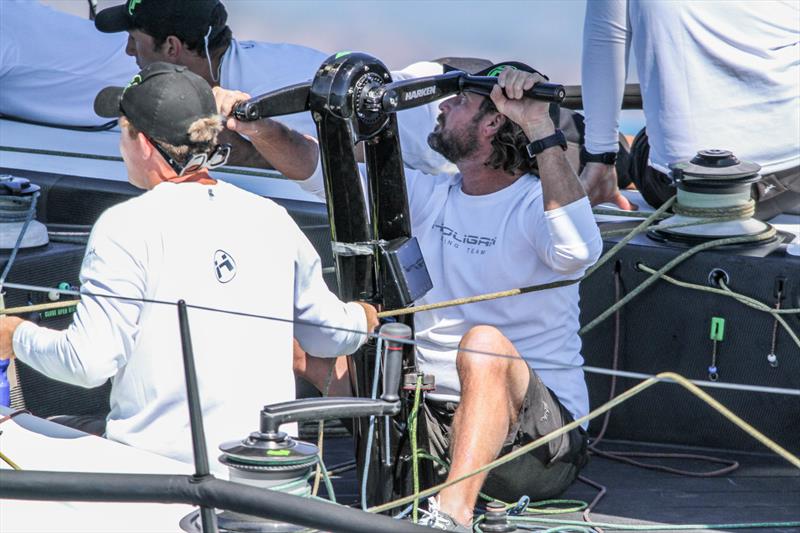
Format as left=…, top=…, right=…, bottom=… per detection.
left=42, top=0, right=644, bottom=132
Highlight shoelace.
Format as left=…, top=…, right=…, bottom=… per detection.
left=417, top=498, right=454, bottom=529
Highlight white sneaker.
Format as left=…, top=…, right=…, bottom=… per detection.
left=416, top=497, right=471, bottom=532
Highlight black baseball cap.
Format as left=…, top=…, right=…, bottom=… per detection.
left=94, top=62, right=218, bottom=146
left=95, top=0, right=227, bottom=43
left=444, top=61, right=544, bottom=79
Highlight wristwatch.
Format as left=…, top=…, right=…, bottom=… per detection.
left=525, top=129, right=567, bottom=160
left=580, top=146, right=617, bottom=166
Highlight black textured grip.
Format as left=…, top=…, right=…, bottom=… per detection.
left=379, top=322, right=412, bottom=402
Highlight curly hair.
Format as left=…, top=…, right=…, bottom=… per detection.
left=120, top=115, right=223, bottom=162
left=475, top=98, right=536, bottom=176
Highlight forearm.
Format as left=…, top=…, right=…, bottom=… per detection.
left=218, top=129, right=275, bottom=169
left=582, top=0, right=629, bottom=153
left=523, top=120, right=588, bottom=211
left=242, top=119, right=319, bottom=181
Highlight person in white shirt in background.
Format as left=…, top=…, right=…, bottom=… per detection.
left=581, top=0, right=800, bottom=220
left=0, top=0, right=137, bottom=127
left=93, top=0, right=458, bottom=176
left=214, top=62, right=603, bottom=531
left=0, top=62, right=378, bottom=471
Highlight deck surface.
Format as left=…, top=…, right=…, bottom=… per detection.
left=316, top=434, right=800, bottom=533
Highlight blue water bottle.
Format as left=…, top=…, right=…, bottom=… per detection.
left=0, top=358, right=10, bottom=407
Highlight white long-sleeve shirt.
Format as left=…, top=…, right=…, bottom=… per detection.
left=299, top=164, right=602, bottom=420
left=14, top=180, right=367, bottom=468
left=582, top=0, right=800, bottom=175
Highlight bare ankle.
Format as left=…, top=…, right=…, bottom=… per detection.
left=436, top=496, right=472, bottom=527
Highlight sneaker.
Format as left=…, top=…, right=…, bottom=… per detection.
left=416, top=497, right=471, bottom=532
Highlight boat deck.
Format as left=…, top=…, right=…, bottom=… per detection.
left=318, top=434, right=800, bottom=533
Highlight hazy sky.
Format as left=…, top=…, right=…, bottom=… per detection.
left=44, top=0, right=591, bottom=82
left=42, top=0, right=644, bottom=132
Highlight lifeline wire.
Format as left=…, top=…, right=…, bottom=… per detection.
left=6, top=196, right=674, bottom=320
left=2, top=281, right=799, bottom=398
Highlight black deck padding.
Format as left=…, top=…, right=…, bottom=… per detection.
left=579, top=235, right=800, bottom=454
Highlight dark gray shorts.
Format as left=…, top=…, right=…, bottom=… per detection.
left=421, top=367, right=588, bottom=503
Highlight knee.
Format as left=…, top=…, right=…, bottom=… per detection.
left=456, top=325, right=520, bottom=377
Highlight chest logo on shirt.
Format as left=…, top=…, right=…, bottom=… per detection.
left=213, top=250, right=237, bottom=283
left=433, top=223, right=497, bottom=255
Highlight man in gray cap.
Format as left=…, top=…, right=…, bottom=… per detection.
left=0, top=62, right=377, bottom=469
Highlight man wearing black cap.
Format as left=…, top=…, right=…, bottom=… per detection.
left=93, top=0, right=454, bottom=175
left=0, top=62, right=378, bottom=469
left=221, top=64, right=602, bottom=530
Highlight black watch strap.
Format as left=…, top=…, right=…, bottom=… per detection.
left=580, top=146, right=617, bottom=165
left=525, top=129, right=567, bottom=159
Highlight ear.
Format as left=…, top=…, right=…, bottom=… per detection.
left=136, top=132, right=154, bottom=160
left=162, top=35, right=184, bottom=61
left=480, top=111, right=507, bottom=139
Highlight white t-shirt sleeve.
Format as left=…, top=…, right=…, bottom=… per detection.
left=13, top=209, right=145, bottom=387
left=582, top=0, right=631, bottom=154
left=528, top=197, right=603, bottom=275
left=292, top=222, right=368, bottom=356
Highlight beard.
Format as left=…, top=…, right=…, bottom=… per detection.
left=427, top=115, right=480, bottom=163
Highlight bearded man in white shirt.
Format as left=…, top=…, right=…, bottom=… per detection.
left=214, top=62, right=603, bottom=530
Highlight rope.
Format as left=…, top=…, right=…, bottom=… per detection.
left=409, top=374, right=424, bottom=522
left=360, top=336, right=384, bottom=511
left=0, top=449, right=21, bottom=470
left=367, top=371, right=800, bottom=514
left=311, top=359, right=337, bottom=498
left=2, top=282, right=798, bottom=398
left=379, top=197, right=678, bottom=319
left=502, top=517, right=800, bottom=531
left=638, top=264, right=800, bottom=348
left=579, top=228, right=777, bottom=336
left=591, top=207, right=669, bottom=219
left=672, top=200, right=755, bottom=219
left=377, top=278, right=582, bottom=318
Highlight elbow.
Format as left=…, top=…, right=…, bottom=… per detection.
left=550, top=236, right=604, bottom=275
left=56, top=336, right=115, bottom=388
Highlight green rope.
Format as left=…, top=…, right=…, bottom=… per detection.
left=413, top=450, right=589, bottom=517
left=318, top=457, right=337, bottom=504
left=504, top=516, right=800, bottom=531
left=583, top=196, right=677, bottom=280
left=638, top=264, right=800, bottom=349
left=409, top=374, right=424, bottom=522
left=592, top=207, right=670, bottom=219
left=580, top=228, right=777, bottom=336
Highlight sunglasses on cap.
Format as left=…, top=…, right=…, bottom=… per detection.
left=148, top=137, right=231, bottom=176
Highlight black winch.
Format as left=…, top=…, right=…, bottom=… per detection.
left=180, top=323, right=409, bottom=533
